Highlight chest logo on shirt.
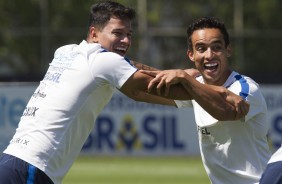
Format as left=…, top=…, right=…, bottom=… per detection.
left=43, top=71, right=62, bottom=83
left=10, top=138, right=29, bottom=146
left=197, top=126, right=211, bottom=135
left=22, top=106, right=39, bottom=117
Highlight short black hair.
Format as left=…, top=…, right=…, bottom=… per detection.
left=187, top=17, right=230, bottom=51
left=88, top=0, right=136, bottom=30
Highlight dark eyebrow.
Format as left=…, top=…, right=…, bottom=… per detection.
left=112, top=29, right=133, bottom=35
left=112, top=28, right=123, bottom=32
left=195, top=39, right=223, bottom=47
left=194, top=43, right=205, bottom=48
left=113, top=28, right=132, bottom=32
left=195, top=42, right=204, bottom=45
left=212, top=40, right=224, bottom=44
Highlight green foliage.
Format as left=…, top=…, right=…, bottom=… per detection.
left=0, top=0, right=281, bottom=83
left=245, top=0, right=282, bottom=28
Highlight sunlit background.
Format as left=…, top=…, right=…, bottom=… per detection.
left=0, top=1, right=281, bottom=183
left=0, top=0, right=281, bottom=83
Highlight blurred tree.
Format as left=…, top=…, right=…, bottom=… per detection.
left=0, top=0, right=41, bottom=80
left=0, top=0, right=281, bottom=83
left=243, top=0, right=282, bottom=82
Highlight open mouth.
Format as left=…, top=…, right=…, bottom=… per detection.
left=204, top=63, right=218, bottom=71
left=114, top=47, right=127, bottom=56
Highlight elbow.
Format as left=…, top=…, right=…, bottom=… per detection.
left=213, top=114, right=233, bottom=121
left=216, top=110, right=244, bottom=121
left=214, top=114, right=236, bottom=121
left=211, top=106, right=239, bottom=121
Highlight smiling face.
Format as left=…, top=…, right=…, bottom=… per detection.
left=187, top=28, right=232, bottom=86
left=87, top=16, right=132, bottom=56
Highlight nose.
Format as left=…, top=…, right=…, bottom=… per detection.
left=205, top=47, right=214, bottom=59
left=121, top=35, right=131, bottom=45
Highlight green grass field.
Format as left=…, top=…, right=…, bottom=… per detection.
left=63, top=156, right=210, bottom=184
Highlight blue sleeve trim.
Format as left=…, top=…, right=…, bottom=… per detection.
left=234, top=74, right=249, bottom=100
left=124, top=57, right=133, bottom=66
left=27, top=164, right=36, bottom=184
left=101, top=49, right=108, bottom=53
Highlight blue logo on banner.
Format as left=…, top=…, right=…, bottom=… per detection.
left=0, top=95, right=26, bottom=127
left=82, top=114, right=185, bottom=152
left=116, top=115, right=142, bottom=152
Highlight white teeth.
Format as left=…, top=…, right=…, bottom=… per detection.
left=116, top=47, right=126, bottom=51
left=205, top=63, right=217, bottom=67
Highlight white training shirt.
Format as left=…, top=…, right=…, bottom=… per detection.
left=175, top=71, right=271, bottom=184
left=4, top=40, right=137, bottom=184
left=266, top=144, right=282, bottom=164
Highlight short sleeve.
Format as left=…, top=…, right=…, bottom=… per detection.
left=174, top=100, right=193, bottom=108
left=228, top=78, right=267, bottom=122
left=90, top=52, right=137, bottom=89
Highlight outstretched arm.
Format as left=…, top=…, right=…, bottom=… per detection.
left=140, top=69, right=249, bottom=121
left=130, top=60, right=159, bottom=71
left=120, top=60, right=197, bottom=107
left=130, top=60, right=200, bottom=78
left=119, top=69, right=178, bottom=107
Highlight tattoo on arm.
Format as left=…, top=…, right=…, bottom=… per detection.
left=131, top=60, right=159, bottom=71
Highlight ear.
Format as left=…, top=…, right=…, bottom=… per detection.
left=88, top=27, right=99, bottom=43
left=226, top=45, right=232, bottom=57
left=187, top=49, right=195, bottom=63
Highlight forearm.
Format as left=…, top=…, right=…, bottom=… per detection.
left=120, top=70, right=177, bottom=107
left=130, top=60, right=159, bottom=71
left=149, top=84, right=193, bottom=100
left=128, top=90, right=177, bottom=107
left=179, top=75, right=238, bottom=120
left=140, top=69, right=248, bottom=120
